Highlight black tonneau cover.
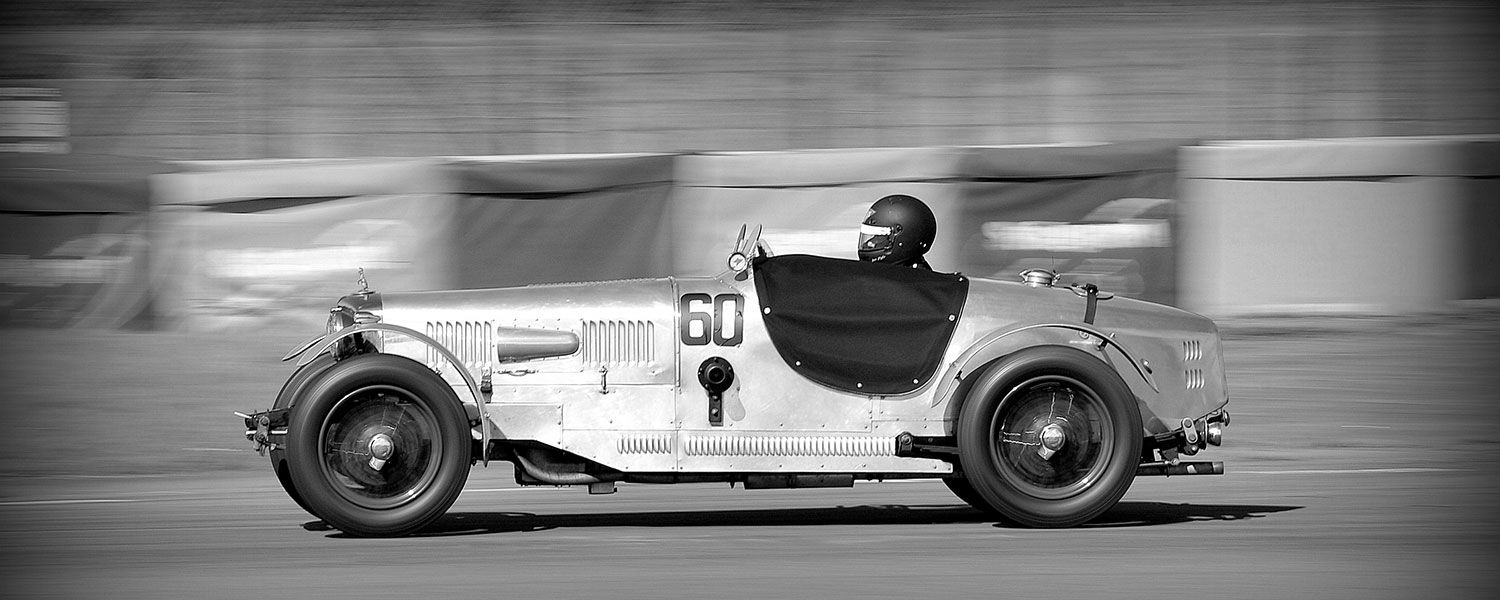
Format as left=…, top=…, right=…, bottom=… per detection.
left=752, top=254, right=969, bottom=395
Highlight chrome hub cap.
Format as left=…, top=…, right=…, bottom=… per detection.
left=319, top=385, right=441, bottom=510
left=1038, top=423, right=1067, bottom=460
left=367, top=433, right=395, bottom=471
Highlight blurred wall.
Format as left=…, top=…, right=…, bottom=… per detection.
left=7, top=136, right=1498, bottom=330
left=954, top=141, right=1186, bottom=304
left=442, top=154, right=678, bottom=289
left=671, top=147, right=965, bottom=275
left=0, top=154, right=164, bottom=328
left=150, top=158, right=453, bottom=331
left=1180, top=136, right=1500, bottom=316
left=149, top=154, right=680, bottom=330
left=0, top=1, right=1495, bottom=160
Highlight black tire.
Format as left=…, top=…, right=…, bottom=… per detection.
left=957, top=346, right=1142, bottom=528
left=941, top=472, right=996, bottom=514
left=285, top=353, right=471, bottom=537
left=270, top=353, right=338, bottom=517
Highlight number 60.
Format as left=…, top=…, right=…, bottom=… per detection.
left=679, top=293, right=744, bottom=346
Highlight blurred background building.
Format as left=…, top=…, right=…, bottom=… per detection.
left=1, top=1, right=1496, bottom=329
left=2, top=0, right=1495, bottom=159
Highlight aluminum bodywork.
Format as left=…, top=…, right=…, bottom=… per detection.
left=334, top=256, right=1228, bottom=478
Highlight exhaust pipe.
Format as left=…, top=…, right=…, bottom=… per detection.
left=1137, top=461, right=1224, bottom=476
left=513, top=447, right=602, bottom=485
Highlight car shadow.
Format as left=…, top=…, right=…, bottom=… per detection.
left=1084, top=501, right=1303, bottom=528
left=367, top=504, right=985, bottom=537
left=309, top=501, right=1301, bottom=538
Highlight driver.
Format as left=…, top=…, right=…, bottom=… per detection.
left=857, top=194, right=936, bottom=270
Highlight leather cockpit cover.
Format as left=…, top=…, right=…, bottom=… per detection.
left=753, top=254, right=969, bottom=395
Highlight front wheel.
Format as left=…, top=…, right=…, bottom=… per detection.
left=957, top=347, right=1142, bottom=527
left=270, top=353, right=338, bottom=518
left=285, top=354, right=471, bottom=537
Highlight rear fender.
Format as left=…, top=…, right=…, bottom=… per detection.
left=934, top=323, right=1157, bottom=424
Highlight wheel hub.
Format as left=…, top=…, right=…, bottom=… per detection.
left=993, top=377, right=1112, bottom=498
left=1038, top=423, right=1067, bottom=460
left=367, top=432, right=395, bottom=471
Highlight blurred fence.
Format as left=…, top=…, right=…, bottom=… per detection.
left=1180, top=136, right=1500, bottom=315
left=0, top=154, right=166, bottom=328
left=143, top=143, right=1181, bottom=331
left=0, top=1, right=1496, bottom=159
left=5, top=137, right=1498, bottom=331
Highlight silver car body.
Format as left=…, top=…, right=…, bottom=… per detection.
left=328, top=234, right=1228, bottom=479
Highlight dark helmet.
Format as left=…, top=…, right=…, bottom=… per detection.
left=858, top=194, right=936, bottom=266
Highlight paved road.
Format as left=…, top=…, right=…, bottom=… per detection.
left=1, top=461, right=1494, bottom=600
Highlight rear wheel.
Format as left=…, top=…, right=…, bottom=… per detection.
left=941, top=472, right=995, bottom=514
left=285, top=354, right=471, bottom=537
left=957, top=347, right=1142, bottom=527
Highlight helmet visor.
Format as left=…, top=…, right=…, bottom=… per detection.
left=859, top=223, right=894, bottom=251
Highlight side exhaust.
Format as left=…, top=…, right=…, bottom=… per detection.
left=1137, top=461, right=1224, bottom=476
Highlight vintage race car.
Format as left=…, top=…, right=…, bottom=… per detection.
left=240, top=225, right=1229, bottom=536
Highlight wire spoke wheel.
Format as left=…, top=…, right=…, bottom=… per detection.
left=286, top=354, right=471, bottom=537
left=990, top=376, right=1111, bottom=500
left=957, top=347, right=1142, bottom=528
left=319, top=385, right=441, bottom=510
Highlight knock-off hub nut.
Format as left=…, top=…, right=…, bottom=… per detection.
left=368, top=433, right=395, bottom=470
left=1038, top=423, right=1067, bottom=460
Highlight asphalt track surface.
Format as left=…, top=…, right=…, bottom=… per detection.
left=3, top=312, right=1499, bottom=599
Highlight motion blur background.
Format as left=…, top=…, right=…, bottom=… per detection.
left=4, top=0, right=1497, bottom=329
left=3, top=0, right=1497, bottom=156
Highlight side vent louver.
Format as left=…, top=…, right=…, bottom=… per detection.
left=1185, top=368, right=1206, bottom=390
left=684, top=436, right=895, bottom=458
left=1183, top=339, right=1203, bottom=361
left=1183, top=339, right=1205, bottom=390
left=582, top=320, right=655, bottom=366
left=426, top=321, right=492, bottom=371
left=618, top=434, right=673, bottom=455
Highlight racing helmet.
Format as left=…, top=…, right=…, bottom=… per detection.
left=858, top=194, right=936, bottom=266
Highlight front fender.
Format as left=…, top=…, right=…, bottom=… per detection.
left=284, top=322, right=492, bottom=464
